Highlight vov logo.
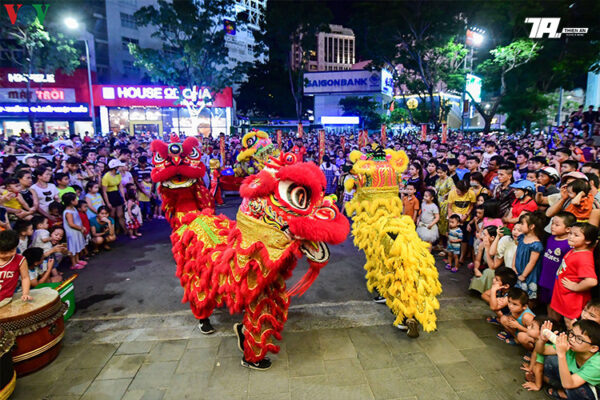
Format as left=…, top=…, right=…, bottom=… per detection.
left=525, top=18, right=588, bottom=39
left=3, top=4, right=50, bottom=25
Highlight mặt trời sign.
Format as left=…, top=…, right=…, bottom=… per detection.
left=93, top=85, right=233, bottom=108
left=304, top=70, right=390, bottom=95
left=0, top=88, right=76, bottom=103
left=0, top=103, right=90, bottom=118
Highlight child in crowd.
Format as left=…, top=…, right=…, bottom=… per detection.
left=484, top=267, right=518, bottom=319
left=90, top=206, right=116, bottom=251
left=539, top=212, right=575, bottom=318
left=581, top=299, right=600, bottom=325
left=77, top=200, right=92, bottom=255
left=62, top=192, right=88, bottom=270
left=445, top=214, right=463, bottom=273
left=55, top=172, right=75, bottom=200
left=2, top=177, right=33, bottom=221
left=513, top=212, right=545, bottom=303
left=23, top=247, right=61, bottom=287
left=340, top=165, right=355, bottom=215
left=467, top=205, right=485, bottom=276
left=416, top=188, right=439, bottom=246
left=31, top=216, right=66, bottom=275
left=504, top=180, right=538, bottom=229
left=536, top=319, right=600, bottom=399
left=138, top=174, right=153, bottom=221
left=0, top=230, right=31, bottom=306
left=550, top=223, right=599, bottom=329
left=48, top=201, right=63, bottom=228
left=124, top=183, right=143, bottom=239
left=85, top=181, right=104, bottom=221
left=498, top=287, right=535, bottom=346
left=521, top=316, right=548, bottom=392
left=402, top=183, right=420, bottom=223
left=14, top=219, right=33, bottom=254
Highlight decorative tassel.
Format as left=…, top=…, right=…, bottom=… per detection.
left=286, top=261, right=326, bottom=297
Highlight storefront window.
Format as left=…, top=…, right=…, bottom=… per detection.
left=74, top=121, right=94, bottom=136
left=130, top=107, right=146, bottom=121
left=108, top=107, right=130, bottom=133
left=146, top=107, right=161, bottom=121
left=45, top=121, right=69, bottom=135
left=2, top=121, right=31, bottom=136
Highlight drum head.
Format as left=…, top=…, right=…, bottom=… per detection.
left=0, top=288, right=59, bottom=323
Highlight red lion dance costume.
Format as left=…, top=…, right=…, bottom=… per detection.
left=151, top=135, right=349, bottom=370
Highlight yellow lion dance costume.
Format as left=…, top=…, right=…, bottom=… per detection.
left=345, top=147, right=442, bottom=337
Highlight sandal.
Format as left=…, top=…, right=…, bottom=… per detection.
left=130, top=235, right=138, bottom=239
left=504, top=337, right=516, bottom=345
left=497, top=331, right=511, bottom=341
left=450, top=266, right=458, bottom=273
left=70, top=263, right=85, bottom=270
left=523, top=353, right=531, bottom=363
left=445, top=264, right=452, bottom=270
left=103, top=245, right=112, bottom=251
left=78, top=260, right=88, bottom=266
left=486, top=316, right=500, bottom=326
left=467, top=262, right=474, bottom=270
left=135, top=233, right=142, bottom=237
left=545, top=387, right=567, bottom=399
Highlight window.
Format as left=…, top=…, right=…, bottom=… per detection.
left=123, top=60, right=139, bottom=75
left=120, top=13, right=137, bottom=29
left=121, top=37, right=139, bottom=51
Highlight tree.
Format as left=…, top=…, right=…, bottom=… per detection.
left=253, top=2, right=332, bottom=123
left=469, top=39, right=540, bottom=133
left=339, top=96, right=382, bottom=130
left=0, top=18, right=80, bottom=134
left=129, top=0, right=248, bottom=92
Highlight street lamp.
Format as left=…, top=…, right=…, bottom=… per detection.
left=64, top=17, right=96, bottom=135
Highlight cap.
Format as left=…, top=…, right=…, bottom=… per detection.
left=108, top=159, right=125, bottom=169
left=561, top=171, right=588, bottom=182
left=509, top=179, right=536, bottom=192
left=22, top=154, right=35, bottom=163
left=537, top=167, right=559, bottom=181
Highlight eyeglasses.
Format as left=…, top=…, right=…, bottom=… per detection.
left=568, top=330, right=593, bottom=345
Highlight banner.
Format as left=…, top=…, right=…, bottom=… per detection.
left=441, top=123, right=447, bottom=144
left=340, top=136, right=345, bottom=151
left=276, top=129, right=282, bottom=149
left=319, top=130, right=325, bottom=164
left=421, top=124, right=427, bottom=141
left=358, top=130, right=366, bottom=149
left=381, top=124, right=387, bottom=147
left=219, top=135, right=225, bottom=165
left=298, top=122, right=303, bottom=138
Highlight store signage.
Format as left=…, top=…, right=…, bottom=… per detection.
left=381, top=69, right=394, bottom=97
left=0, top=88, right=75, bottom=103
left=321, top=116, right=360, bottom=125
left=466, top=74, right=482, bottom=103
left=0, top=103, right=90, bottom=118
left=3, top=4, right=49, bottom=25
left=7, top=73, right=55, bottom=83
left=93, top=85, right=233, bottom=108
left=304, top=70, right=383, bottom=94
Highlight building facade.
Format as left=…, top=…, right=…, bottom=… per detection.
left=291, top=24, right=355, bottom=72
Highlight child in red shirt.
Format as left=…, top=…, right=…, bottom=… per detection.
left=550, top=222, right=599, bottom=329
left=77, top=200, right=91, bottom=236
left=0, top=230, right=31, bottom=306
left=504, top=180, right=538, bottom=229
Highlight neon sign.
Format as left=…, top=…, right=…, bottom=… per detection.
left=101, top=85, right=213, bottom=103
left=0, top=103, right=89, bottom=117
left=7, top=73, right=55, bottom=83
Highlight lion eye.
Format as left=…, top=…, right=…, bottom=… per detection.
left=188, top=147, right=200, bottom=160
left=153, top=153, right=164, bottom=163
left=278, top=181, right=310, bottom=211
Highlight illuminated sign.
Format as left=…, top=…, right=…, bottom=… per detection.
left=466, top=74, right=482, bottom=103
left=381, top=69, right=394, bottom=97
left=0, top=103, right=90, bottom=118
left=304, top=70, right=387, bottom=95
left=93, top=85, right=233, bottom=108
left=0, top=88, right=76, bottom=103
left=321, top=116, right=360, bottom=125
left=7, top=73, right=55, bottom=83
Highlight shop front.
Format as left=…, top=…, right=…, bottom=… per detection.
left=0, top=69, right=94, bottom=136
left=93, top=85, right=233, bottom=138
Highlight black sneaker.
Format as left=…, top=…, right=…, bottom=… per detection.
left=406, top=318, right=419, bottom=338
left=198, top=318, right=215, bottom=335
left=373, top=296, right=386, bottom=304
left=233, top=323, right=245, bottom=353
left=241, top=357, right=271, bottom=370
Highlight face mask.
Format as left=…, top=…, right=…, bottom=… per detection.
left=470, top=182, right=478, bottom=187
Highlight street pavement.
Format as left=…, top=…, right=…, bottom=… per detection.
left=10, top=198, right=548, bottom=399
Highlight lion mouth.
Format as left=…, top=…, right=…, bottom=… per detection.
left=162, top=176, right=196, bottom=189
left=300, top=240, right=330, bottom=263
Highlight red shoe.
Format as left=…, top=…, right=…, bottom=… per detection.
left=70, top=263, right=85, bottom=270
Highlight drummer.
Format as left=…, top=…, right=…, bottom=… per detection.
left=0, top=230, right=32, bottom=307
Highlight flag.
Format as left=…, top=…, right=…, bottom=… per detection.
left=276, top=129, right=282, bottom=149
left=298, top=122, right=303, bottom=138
left=381, top=124, right=387, bottom=147
left=340, top=136, right=345, bottom=151
left=421, top=124, right=427, bottom=141
left=442, top=123, right=447, bottom=144
left=319, top=130, right=325, bottom=164
left=219, top=135, right=225, bottom=164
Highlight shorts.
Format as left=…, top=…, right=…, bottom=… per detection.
left=447, top=244, right=461, bottom=255
left=107, top=191, right=124, bottom=207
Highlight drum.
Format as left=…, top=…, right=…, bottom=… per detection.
left=0, top=328, right=15, bottom=400
left=0, top=287, right=66, bottom=376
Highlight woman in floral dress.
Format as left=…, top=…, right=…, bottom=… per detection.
left=434, top=164, right=455, bottom=238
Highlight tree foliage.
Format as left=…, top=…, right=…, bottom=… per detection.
left=339, top=96, right=382, bottom=130
left=129, top=0, right=248, bottom=91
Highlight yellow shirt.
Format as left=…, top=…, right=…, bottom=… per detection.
left=1, top=190, right=21, bottom=210
left=448, top=189, right=476, bottom=219
left=101, top=172, right=122, bottom=192
left=138, top=181, right=152, bottom=202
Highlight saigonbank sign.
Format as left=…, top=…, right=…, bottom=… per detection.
left=304, top=70, right=391, bottom=95
left=92, top=85, right=233, bottom=108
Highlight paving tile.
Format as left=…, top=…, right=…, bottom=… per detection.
left=121, top=389, right=166, bottom=400
left=217, top=336, right=246, bottom=357
left=288, top=350, right=325, bottom=377
left=320, top=334, right=357, bottom=360
left=406, top=376, right=460, bottom=400
left=289, top=375, right=332, bottom=400
left=285, top=331, right=323, bottom=354
left=460, top=347, right=517, bottom=372
left=81, top=378, right=132, bottom=400
left=186, top=336, right=222, bottom=349
left=440, top=323, right=488, bottom=350
left=365, top=368, right=415, bottom=400
left=395, top=352, right=442, bottom=380
left=208, top=356, right=249, bottom=393
left=70, top=343, right=119, bottom=369
left=97, top=354, right=146, bottom=380
left=176, top=346, right=218, bottom=373
left=356, top=345, right=396, bottom=370
left=328, top=384, right=375, bottom=400
left=146, top=339, right=187, bottom=362
left=464, top=318, right=500, bottom=338
left=437, top=361, right=492, bottom=391
left=457, top=388, right=507, bottom=400
left=116, top=340, right=156, bottom=355
left=49, top=367, right=101, bottom=396
left=324, top=358, right=367, bottom=386
left=249, top=393, right=290, bottom=400
left=418, top=335, right=467, bottom=364
left=248, top=367, right=290, bottom=394
left=129, top=361, right=178, bottom=390
left=162, top=371, right=211, bottom=400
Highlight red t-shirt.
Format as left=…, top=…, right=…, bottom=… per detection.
left=551, top=249, right=596, bottom=319
left=291, top=146, right=306, bottom=162
left=508, top=198, right=538, bottom=229
left=0, top=254, right=25, bottom=302
left=79, top=212, right=91, bottom=235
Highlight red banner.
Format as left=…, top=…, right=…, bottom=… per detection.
left=298, top=122, right=303, bottom=138
left=92, top=85, right=233, bottom=108
left=340, top=136, right=345, bottom=152
left=358, top=130, right=367, bottom=149
left=319, top=130, right=325, bottom=164
left=421, top=124, right=427, bottom=141
left=381, top=124, right=387, bottom=147
left=441, top=123, right=447, bottom=144
left=219, top=135, right=225, bottom=165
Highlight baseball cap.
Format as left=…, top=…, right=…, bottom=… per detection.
left=108, top=159, right=125, bottom=169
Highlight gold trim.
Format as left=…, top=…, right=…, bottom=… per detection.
left=0, top=371, right=16, bottom=400
left=12, top=330, right=64, bottom=363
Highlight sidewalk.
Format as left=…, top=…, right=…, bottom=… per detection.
left=10, top=297, right=546, bottom=400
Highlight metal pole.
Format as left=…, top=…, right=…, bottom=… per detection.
left=460, top=49, right=468, bottom=134
left=556, top=87, right=563, bottom=126
left=83, top=39, right=96, bottom=135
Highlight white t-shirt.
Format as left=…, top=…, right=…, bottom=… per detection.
left=496, top=236, right=517, bottom=270
left=481, top=151, right=498, bottom=169
left=31, top=183, right=59, bottom=213
left=31, top=229, right=52, bottom=253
